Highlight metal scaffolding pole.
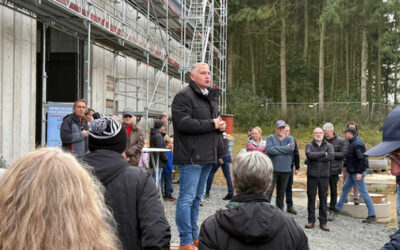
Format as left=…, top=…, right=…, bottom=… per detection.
left=87, top=22, right=92, bottom=107
left=41, top=22, right=47, bottom=147
left=166, top=0, right=169, bottom=123
left=145, top=0, right=150, bottom=140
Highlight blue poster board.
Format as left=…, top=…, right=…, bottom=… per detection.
left=47, top=102, right=74, bottom=147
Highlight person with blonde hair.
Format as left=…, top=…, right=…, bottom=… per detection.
left=0, top=147, right=119, bottom=250
left=246, top=126, right=266, bottom=153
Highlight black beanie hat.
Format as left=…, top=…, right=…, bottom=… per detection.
left=89, top=115, right=127, bottom=153
left=154, top=120, right=165, bottom=129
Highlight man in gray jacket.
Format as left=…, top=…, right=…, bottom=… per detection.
left=266, top=120, right=295, bottom=210
left=60, top=99, right=89, bottom=157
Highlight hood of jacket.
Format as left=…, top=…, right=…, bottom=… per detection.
left=215, top=194, right=287, bottom=244
left=83, top=150, right=128, bottom=186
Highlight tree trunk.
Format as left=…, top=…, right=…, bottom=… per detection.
left=281, top=17, right=287, bottom=117
left=319, top=21, right=325, bottom=111
left=376, top=26, right=382, bottom=103
left=248, top=35, right=256, bottom=94
left=360, top=28, right=368, bottom=109
left=227, top=32, right=233, bottom=90
left=330, top=27, right=337, bottom=101
left=367, top=46, right=373, bottom=104
left=345, top=31, right=349, bottom=95
left=303, top=0, right=308, bottom=63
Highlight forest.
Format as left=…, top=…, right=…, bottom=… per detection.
left=226, top=0, right=400, bottom=129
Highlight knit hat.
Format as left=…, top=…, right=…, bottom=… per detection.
left=154, top=120, right=166, bottom=129
left=89, top=115, right=127, bottom=153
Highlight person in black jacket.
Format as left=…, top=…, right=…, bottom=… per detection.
left=322, top=122, right=347, bottom=221
left=284, top=125, right=300, bottom=215
left=60, top=99, right=89, bottom=156
left=199, top=151, right=309, bottom=250
left=335, top=127, right=376, bottom=223
left=305, top=127, right=334, bottom=231
left=83, top=115, right=171, bottom=250
left=150, top=120, right=168, bottom=185
left=172, top=63, right=225, bottom=250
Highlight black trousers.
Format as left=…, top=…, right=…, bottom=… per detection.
left=286, top=168, right=294, bottom=207
left=307, top=176, right=329, bottom=224
left=266, top=172, right=290, bottom=210
left=329, top=174, right=339, bottom=210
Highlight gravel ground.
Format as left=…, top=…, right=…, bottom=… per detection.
left=163, top=184, right=396, bottom=250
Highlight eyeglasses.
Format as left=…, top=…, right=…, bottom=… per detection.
left=123, top=115, right=133, bottom=118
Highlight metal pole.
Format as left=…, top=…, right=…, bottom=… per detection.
left=166, top=0, right=169, bottom=126
left=87, top=22, right=92, bottom=107
left=182, top=0, right=186, bottom=88
left=41, top=23, right=47, bottom=147
left=145, top=0, right=150, bottom=141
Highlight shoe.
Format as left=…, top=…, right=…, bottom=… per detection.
left=327, top=211, right=335, bottom=221
left=287, top=207, right=297, bottom=215
left=200, top=201, right=204, bottom=206
left=320, top=224, right=330, bottom=231
left=205, top=192, right=210, bottom=198
left=362, top=215, right=377, bottom=223
left=354, top=198, right=360, bottom=205
left=179, top=243, right=195, bottom=250
left=223, top=194, right=233, bottom=200
left=305, top=223, right=315, bottom=229
left=193, top=239, right=199, bottom=247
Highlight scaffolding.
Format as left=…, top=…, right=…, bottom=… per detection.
left=1, top=0, right=227, bottom=141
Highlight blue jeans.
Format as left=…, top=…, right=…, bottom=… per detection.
left=175, top=164, right=212, bottom=245
left=335, top=171, right=375, bottom=216
left=397, top=186, right=400, bottom=229
left=162, top=173, right=173, bottom=198
left=206, top=154, right=233, bottom=195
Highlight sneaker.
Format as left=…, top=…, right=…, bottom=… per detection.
left=354, top=197, right=360, bottom=205
left=362, top=215, right=377, bottom=223
left=205, top=192, right=210, bottom=198
left=320, top=224, right=330, bottom=231
left=305, top=223, right=315, bottom=229
left=327, top=211, right=335, bottom=221
left=287, top=207, right=297, bottom=215
left=223, top=194, right=233, bottom=200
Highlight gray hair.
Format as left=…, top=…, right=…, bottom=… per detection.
left=191, top=62, right=209, bottom=73
left=285, top=124, right=290, bottom=129
left=322, top=122, right=334, bottom=131
left=232, top=151, right=273, bottom=195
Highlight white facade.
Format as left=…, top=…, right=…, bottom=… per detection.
left=0, top=6, right=36, bottom=164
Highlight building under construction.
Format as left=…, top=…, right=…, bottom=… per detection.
left=0, top=0, right=227, bottom=164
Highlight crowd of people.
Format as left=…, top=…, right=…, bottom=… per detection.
left=245, top=121, right=377, bottom=232
left=0, top=62, right=399, bottom=250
